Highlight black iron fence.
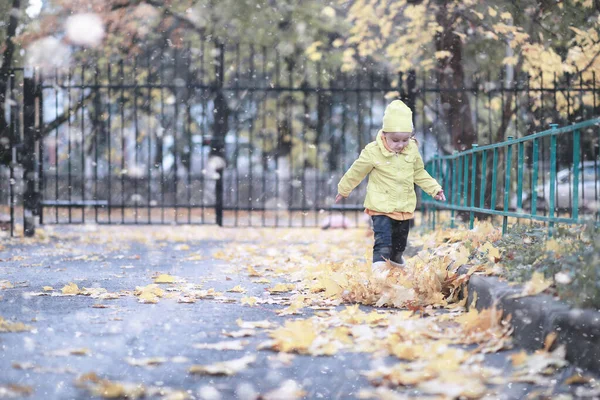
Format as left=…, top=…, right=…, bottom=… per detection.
left=2, top=43, right=600, bottom=235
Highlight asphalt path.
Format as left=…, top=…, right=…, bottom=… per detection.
left=0, top=226, right=597, bottom=399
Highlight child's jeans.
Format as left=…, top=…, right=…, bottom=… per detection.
left=371, top=215, right=410, bottom=263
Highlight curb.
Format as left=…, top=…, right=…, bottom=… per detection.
left=458, top=265, right=600, bottom=373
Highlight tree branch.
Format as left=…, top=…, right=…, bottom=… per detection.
left=42, top=91, right=95, bottom=137
left=578, top=46, right=600, bottom=74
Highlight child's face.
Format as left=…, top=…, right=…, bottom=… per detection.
left=383, top=131, right=412, bottom=153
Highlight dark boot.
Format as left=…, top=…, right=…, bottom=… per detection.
left=390, top=252, right=405, bottom=267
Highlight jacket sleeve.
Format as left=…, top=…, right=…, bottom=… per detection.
left=337, top=148, right=373, bottom=197
left=413, top=152, right=442, bottom=196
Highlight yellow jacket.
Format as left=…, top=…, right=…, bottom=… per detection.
left=337, top=131, right=442, bottom=213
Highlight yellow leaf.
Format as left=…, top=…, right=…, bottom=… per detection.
left=543, top=332, right=557, bottom=351
left=453, top=245, right=470, bottom=266
left=545, top=239, right=561, bottom=253
left=269, top=320, right=317, bottom=353
left=434, top=50, right=452, bottom=59
left=138, top=292, right=158, bottom=304
left=154, top=274, right=175, bottom=284
left=471, top=10, right=484, bottom=19
left=322, top=277, right=342, bottom=298
left=263, top=380, right=305, bottom=400
left=267, top=283, right=295, bottom=293
left=227, top=285, right=246, bottom=293
left=241, top=296, right=258, bottom=306
left=236, top=319, right=274, bottom=329
left=502, top=56, right=519, bottom=66
left=510, top=350, right=528, bottom=366
left=247, top=266, right=261, bottom=277
left=49, top=348, right=90, bottom=356
left=135, top=284, right=164, bottom=304
left=61, top=283, right=80, bottom=295
left=0, top=316, right=33, bottom=332
left=500, top=11, right=512, bottom=20
left=125, top=357, right=167, bottom=367
left=390, top=342, right=423, bottom=361
left=332, top=38, right=344, bottom=48
left=565, top=374, right=592, bottom=384
left=488, top=6, right=497, bottom=17
left=193, top=340, right=248, bottom=351
left=521, top=271, right=552, bottom=296
left=480, top=242, right=500, bottom=262
left=42, top=286, right=53, bottom=292
left=189, top=355, right=255, bottom=375
left=0, top=280, right=13, bottom=289
left=455, top=307, right=502, bottom=334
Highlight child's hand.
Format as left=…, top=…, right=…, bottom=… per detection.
left=335, top=194, right=345, bottom=203
left=434, top=190, right=446, bottom=201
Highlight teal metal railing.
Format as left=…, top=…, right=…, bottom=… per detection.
left=422, top=118, right=600, bottom=236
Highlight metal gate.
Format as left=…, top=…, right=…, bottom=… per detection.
left=11, top=44, right=415, bottom=234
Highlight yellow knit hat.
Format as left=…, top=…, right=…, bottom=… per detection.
left=382, top=100, right=413, bottom=132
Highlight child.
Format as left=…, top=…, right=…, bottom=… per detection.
left=335, top=100, right=446, bottom=277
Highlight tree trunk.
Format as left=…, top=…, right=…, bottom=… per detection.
left=435, top=0, right=477, bottom=221
left=434, top=0, right=476, bottom=152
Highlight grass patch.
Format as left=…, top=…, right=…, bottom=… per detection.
left=497, top=223, right=600, bottom=309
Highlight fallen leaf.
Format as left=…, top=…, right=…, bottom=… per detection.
left=0, top=280, right=13, bottom=289
left=247, top=266, right=262, bottom=277
left=154, top=274, right=175, bottom=284
left=48, top=348, right=90, bottom=357
left=61, top=283, right=80, bottom=295
left=188, top=355, right=256, bottom=376
left=125, top=357, right=167, bottom=367
left=269, top=320, right=317, bottom=353
left=520, top=272, right=553, bottom=297
left=543, top=332, right=557, bottom=351
left=236, top=319, right=274, bottom=329
left=193, top=340, right=248, bottom=350
left=263, top=379, right=305, bottom=400
left=241, top=296, right=258, bottom=306
left=0, top=316, right=33, bottom=333
left=227, top=285, right=246, bottom=293
left=565, top=373, right=592, bottom=385
left=0, top=384, right=33, bottom=397
left=267, top=283, right=295, bottom=293
left=510, top=351, right=528, bottom=366
left=222, top=329, right=256, bottom=338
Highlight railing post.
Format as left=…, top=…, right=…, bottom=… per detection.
left=451, top=152, right=458, bottom=229
left=572, top=129, right=580, bottom=221
left=548, top=124, right=558, bottom=237
left=516, top=142, right=524, bottom=211
left=23, top=70, right=39, bottom=237
left=503, top=136, right=514, bottom=234
left=479, top=149, right=487, bottom=209
left=531, top=138, right=539, bottom=215
left=491, top=148, right=498, bottom=211
left=470, top=144, right=478, bottom=229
